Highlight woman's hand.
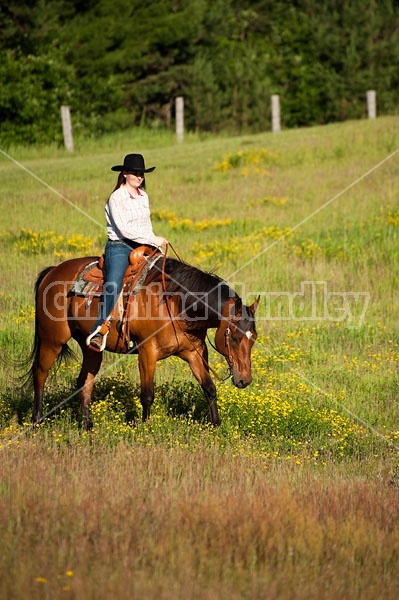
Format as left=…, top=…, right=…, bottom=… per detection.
left=153, top=236, right=168, bottom=247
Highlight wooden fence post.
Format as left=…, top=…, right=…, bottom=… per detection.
left=271, top=94, right=281, bottom=132
left=366, top=90, right=376, bottom=119
left=60, top=105, right=74, bottom=152
left=175, top=96, right=184, bottom=142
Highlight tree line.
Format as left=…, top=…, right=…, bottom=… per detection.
left=1, top=0, right=398, bottom=146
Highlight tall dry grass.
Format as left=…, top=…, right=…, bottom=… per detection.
left=1, top=434, right=399, bottom=600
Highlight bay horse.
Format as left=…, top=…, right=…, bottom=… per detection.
left=27, top=252, right=258, bottom=429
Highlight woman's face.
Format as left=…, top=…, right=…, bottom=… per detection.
left=124, top=171, right=144, bottom=188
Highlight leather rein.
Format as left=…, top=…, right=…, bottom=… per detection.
left=161, top=244, right=234, bottom=383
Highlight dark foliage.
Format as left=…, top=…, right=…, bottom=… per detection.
left=0, top=0, right=398, bottom=145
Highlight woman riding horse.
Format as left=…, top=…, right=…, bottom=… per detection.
left=86, top=153, right=168, bottom=352
left=28, top=255, right=258, bottom=429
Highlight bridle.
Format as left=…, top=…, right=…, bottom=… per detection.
left=216, top=308, right=256, bottom=375
left=224, top=324, right=235, bottom=370
left=206, top=315, right=241, bottom=382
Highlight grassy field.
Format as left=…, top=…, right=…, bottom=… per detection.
left=1, top=117, right=399, bottom=598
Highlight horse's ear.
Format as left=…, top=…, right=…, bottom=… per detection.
left=249, top=295, right=260, bottom=314
left=229, top=297, right=242, bottom=319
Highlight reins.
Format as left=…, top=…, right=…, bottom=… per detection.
left=161, top=243, right=233, bottom=383
left=167, top=241, right=184, bottom=263
left=161, top=244, right=181, bottom=348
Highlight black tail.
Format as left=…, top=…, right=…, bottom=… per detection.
left=19, top=266, right=75, bottom=389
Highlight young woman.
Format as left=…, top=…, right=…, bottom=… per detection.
left=86, top=153, right=168, bottom=351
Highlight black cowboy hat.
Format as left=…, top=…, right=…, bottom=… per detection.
left=111, top=153, right=156, bottom=173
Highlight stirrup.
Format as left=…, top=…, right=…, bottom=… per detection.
left=86, top=321, right=110, bottom=351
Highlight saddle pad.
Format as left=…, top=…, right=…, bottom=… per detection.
left=70, top=261, right=100, bottom=296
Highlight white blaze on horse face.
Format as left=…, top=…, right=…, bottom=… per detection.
left=245, top=331, right=252, bottom=339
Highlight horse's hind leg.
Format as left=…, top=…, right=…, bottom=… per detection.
left=76, top=343, right=103, bottom=430
left=32, top=342, right=64, bottom=424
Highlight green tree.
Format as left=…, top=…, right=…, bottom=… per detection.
left=0, top=1, right=77, bottom=145
left=0, top=0, right=398, bottom=145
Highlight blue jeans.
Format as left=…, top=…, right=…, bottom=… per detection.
left=91, top=240, right=137, bottom=332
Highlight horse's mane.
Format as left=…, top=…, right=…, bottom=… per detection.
left=146, top=257, right=241, bottom=321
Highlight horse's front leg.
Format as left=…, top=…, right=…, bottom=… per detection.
left=77, top=343, right=103, bottom=430
left=138, top=347, right=157, bottom=421
left=182, top=345, right=221, bottom=426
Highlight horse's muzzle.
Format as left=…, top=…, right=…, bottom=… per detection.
left=232, top=373, right=252, bottom=388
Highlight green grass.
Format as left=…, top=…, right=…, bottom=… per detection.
left=2, top=115, right=399, bottom=443
left=1, top=116, right=399, bottom=598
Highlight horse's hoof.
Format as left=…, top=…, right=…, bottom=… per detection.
left=82, top=418, right=94, bottom=432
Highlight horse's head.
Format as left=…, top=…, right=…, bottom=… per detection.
left=214, top=297, right=259, bottom=388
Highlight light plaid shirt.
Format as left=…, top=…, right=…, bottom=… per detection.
left=105, top=184, right=159, bottom=246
